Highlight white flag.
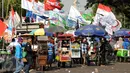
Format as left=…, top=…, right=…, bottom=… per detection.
left=21, top=0, right=33, bottom=11
left=68, top=6, right=88, bottom=24
left=14, top=12, right=20, bottom=27
left=112, top=20, right=122, bottom=32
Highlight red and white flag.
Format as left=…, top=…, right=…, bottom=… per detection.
left=8, top=8, right=20, bottom=28
left=44, top=0, right=62, bottom=11
left=93, top=3, right=122, bottom=35
left=0, top=20, right=7, bottom=36
left=93, top=3, right=114, bottom=26
left=8, top=7, right=15, bottom=28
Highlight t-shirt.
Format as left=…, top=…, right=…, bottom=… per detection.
left=47, top=42, right=54, bottom=55
left=123, top=41, right=130, bottom=49
left=14, top=42, right=22, bottom=59
left=81, top=43, right=87, bottom=54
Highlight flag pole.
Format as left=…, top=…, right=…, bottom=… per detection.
left=73, top=0, right=77, bottom=8
left=2, top=0, right=4, bottom=18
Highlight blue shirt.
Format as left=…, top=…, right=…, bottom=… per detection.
left=14, top=42, right=23, bottom=59
left=123, top=41, right=130, bottom=49
left=47, top=42, right=54, bottom=55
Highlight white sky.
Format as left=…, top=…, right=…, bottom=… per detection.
left=61, top=0, right=87, bottom=14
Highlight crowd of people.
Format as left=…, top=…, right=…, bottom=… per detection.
left=0, top=36, right=130, bottom=73
left=7, top=37, right=33, bottom=73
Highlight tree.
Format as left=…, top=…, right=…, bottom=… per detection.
left=85, top=0, right=130, bottom=29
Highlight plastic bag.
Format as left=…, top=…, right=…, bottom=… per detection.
left=22, top=51, right=27, bottom=58
left=55, top=55, right=60, bottom=61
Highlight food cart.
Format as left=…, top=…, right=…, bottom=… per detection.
left=71, top=42, right=81, bottom=64
left=57, top=34, right=73, bottom=67
left=36, top=36, right=48, bottom=71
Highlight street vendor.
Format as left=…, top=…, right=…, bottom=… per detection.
left=81, top=38, right=88, bottom=65
left=47, top=40, right=54, bottom=66
left=115, top=37, right=124, bottom=49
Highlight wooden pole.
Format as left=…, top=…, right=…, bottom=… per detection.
left=73, top=0, right=77, bottom=8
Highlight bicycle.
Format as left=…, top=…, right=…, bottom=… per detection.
left=0, top=49, right=16, bottom=71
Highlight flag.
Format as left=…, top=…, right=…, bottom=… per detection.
left=22, top=0, right=45, bottom=14
left=4, top=26, right=12, bottom=41
left=8, top=8, right=20, bottom=27
left=0, top=20, right=7, bottom=36
left=8, top=7, right=15, bottom=27
left=44, top=0, right=62, bottom=11
left=14, top=12, right=20, bottom=27
left=32, top=1, right=49, bottom=16
left=82, top=13, right=93, bottom=22
left=21, top=0, right=33, bottom=11
left=68, top=6, right=88, bottom=24
left=8, top=8, right=20, bottom=36
left=112, top=20, right=122, bottom=32
left=49, top=10, right=66, bottom=28
left=93, top=3, right=112, bottom=26
left=93, top=3, right=122, bottom=35
left=67, top=19, right=77, bottom=28
left=67, top=6, right=88, bottom=28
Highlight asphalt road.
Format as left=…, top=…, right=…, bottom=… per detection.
left=44, top=62, right=130, bottom=73
left=1, top=62, right=130, bottom=73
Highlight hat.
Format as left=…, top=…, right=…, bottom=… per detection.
left=18, top=37, right=23, bottom=42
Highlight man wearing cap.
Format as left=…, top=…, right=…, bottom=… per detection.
left=13, top=37, right=24, bottom=73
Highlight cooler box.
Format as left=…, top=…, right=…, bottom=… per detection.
left=116, top=49, right=128, bottom=57
left=60, top=50, right=71, bottom=62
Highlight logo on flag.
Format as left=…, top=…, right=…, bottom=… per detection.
left=93, top=3, right=122, bottom=35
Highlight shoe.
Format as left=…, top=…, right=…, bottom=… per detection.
left=29, top=69, right=34, bottom=72
left=21, top=69, right=25, bottom=73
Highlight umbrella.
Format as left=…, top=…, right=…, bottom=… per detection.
left=29, top=28, right=45, bottom=36
left=114, top=28, right=130, bottom=37
left=44, top=28, right=53, bottom=36
left=47, top=26, right=67, bottom=33
left=30, top=28, right=53, bottom=36
left=74, top=26, right=85, bottom=36
left=75, top=25, right=106, bottom=37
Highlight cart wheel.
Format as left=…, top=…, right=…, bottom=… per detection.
left=3, top=61, right=13, bottom=70
left=86, top=55, right=90, bottom=66
left=69, top=61, right=72, bottom=68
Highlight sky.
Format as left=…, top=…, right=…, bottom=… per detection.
left=61, top=0, right=87, bottom=14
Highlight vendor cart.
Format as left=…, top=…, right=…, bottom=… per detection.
left=57, top=34, right=73, bottom=67
left=36, top=36, right=48, bottom=71
left=71, top=42, right=81, bottom=64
